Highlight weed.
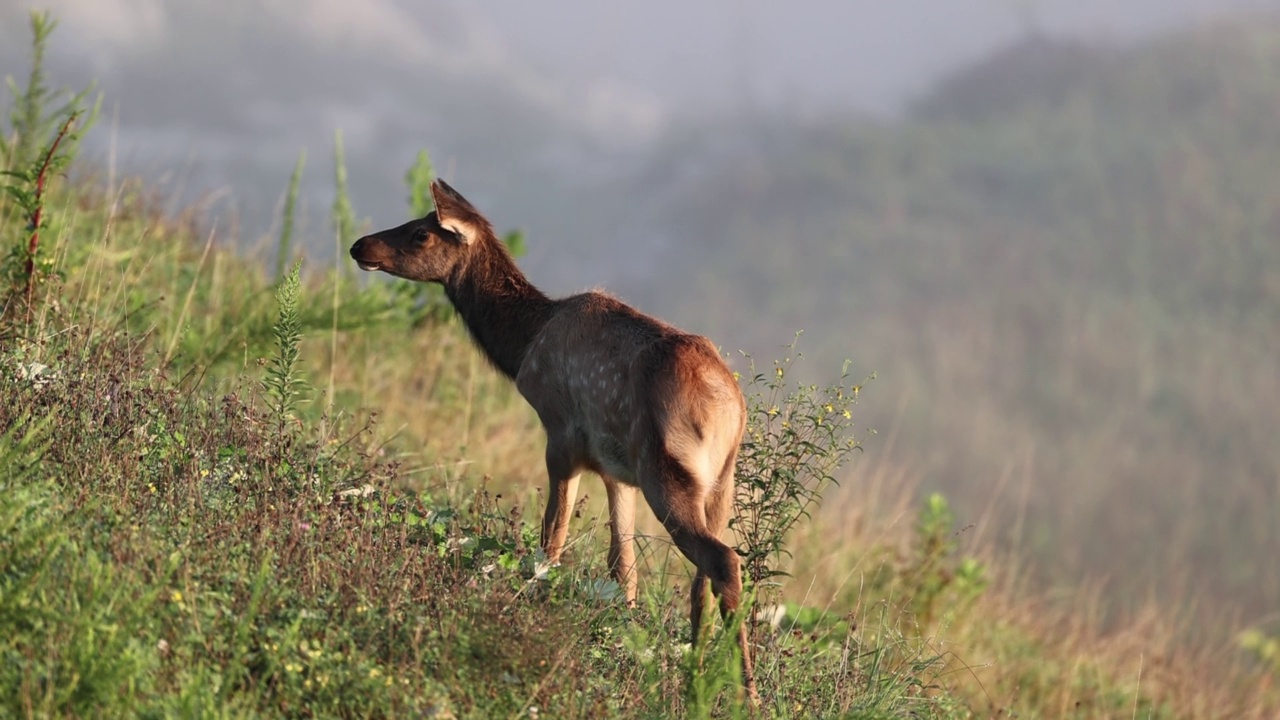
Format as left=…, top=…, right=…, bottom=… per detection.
left=262, top=259, right=308, bottom=434
left=732, top=341, right=872, bottom=599
left=274, top=149, right=306, bottom=281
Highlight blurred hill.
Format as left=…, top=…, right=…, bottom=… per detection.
left=611, top=19, right=1280, bottom=626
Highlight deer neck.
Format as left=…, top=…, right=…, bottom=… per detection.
left=443, top=240, right=556, bottom=380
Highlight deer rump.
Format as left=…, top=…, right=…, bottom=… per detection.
left=516, top=292, right=744, bottom=495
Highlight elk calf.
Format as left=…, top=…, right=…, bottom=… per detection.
left=350, top=179, right=756, bottom=698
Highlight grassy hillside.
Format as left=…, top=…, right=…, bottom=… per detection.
left=627, top=20, right=1280, bottom=630
left=3, top=15, right=1280, bottom=718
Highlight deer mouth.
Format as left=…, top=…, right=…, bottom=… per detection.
left=355, top=260, right=381, bottom=272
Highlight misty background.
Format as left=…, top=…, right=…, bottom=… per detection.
left=3, top=0, right=1280, bottom=631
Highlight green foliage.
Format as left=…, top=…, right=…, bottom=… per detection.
left=274, top=148, right=306, bottom=281
left=732, top=342, right=871, bottom=595
left=330, top=130, right=356, bottom=251
left=1239, top=628, right=1280, bottom=677
left=903, top=493, right=989, bottom=626
left=405, top=148, right=435, bottom=218
left=0, top=14, right=98, bottom=320
left=0, top=419, right=160, bottom=718
left=2, top=11, right=99, bottom=170
left=262, top=260, right=308, bottom=432
left=2, top=112, right=82, bottom=315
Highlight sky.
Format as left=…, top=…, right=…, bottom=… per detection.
left=1, top=0, right=1278, bottom=284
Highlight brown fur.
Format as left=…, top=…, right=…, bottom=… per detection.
left=350, top=179, right=756, bottom=699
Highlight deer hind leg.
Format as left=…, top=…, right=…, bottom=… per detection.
left=689, top=471, right=730, bottom=646
left=540, top=442, right=581, bottom=564
left=602, top=476, right=639, bottom=604
left=641, top=451, right=754, bottom=696
left=708, top=448, right=757, bottom=700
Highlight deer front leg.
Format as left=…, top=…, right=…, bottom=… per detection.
left=603, top=477, right=638, bottom=604
left=541, top=444, right=580, bottom=564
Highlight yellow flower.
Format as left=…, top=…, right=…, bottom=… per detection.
left=843, top=409, right=852, bottom=419
left=170, top=590, right=183, bottom=604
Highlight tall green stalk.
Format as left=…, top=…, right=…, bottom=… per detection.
left=275, top=149, right=306, bottom=281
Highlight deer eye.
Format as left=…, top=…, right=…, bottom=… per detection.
left=412, top=226, right=430, bottom=243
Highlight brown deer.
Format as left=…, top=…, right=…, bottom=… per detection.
left=350, top=179, right=756, bottom=699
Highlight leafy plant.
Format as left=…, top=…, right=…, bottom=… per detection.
left=3, top=112, right=80, bottom=318
left=262, top=260, right=308, bottom=433
left=405, top=149, right=435, bottom=218
left=732, top=341, right=871, bottom=600
left=3, top=11, right=98, bottom=170
left=903, top=493, right=988, bottom=626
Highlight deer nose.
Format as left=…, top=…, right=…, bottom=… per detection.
left=348, top=237, right=366, bottom=258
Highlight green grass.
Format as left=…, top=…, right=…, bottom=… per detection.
left=0, top=262, right=959, bottom=718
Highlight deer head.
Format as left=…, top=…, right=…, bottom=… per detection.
left=348, top=179, right=492, bottom=283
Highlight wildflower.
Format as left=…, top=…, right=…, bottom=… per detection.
left=767, top=406, right=779, bottom=417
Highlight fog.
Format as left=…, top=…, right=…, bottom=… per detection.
left=4, top=0, right=1280, bottom=623
left=2, top=0, right=1274, bottom=284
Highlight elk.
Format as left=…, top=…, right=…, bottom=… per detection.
left=350, top=179, right=756, bottom=698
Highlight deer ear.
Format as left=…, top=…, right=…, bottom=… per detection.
left=431, top=179, right=480, bottom=244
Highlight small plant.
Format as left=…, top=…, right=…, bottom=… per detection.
left=3, top=12, right=97, bottom=170
left=903, top=493, right=988, bottom=626
left=3, top=111, right=80, bottom=318
left=1, top=12, right=98, bottom=322
left=405, top=149, right=435, bottom=217
left=732, top=341, right=872, bottom=602
left=1239, top=627, right=1280, bottom=677
left=263, top=260, right=308, bottom=433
